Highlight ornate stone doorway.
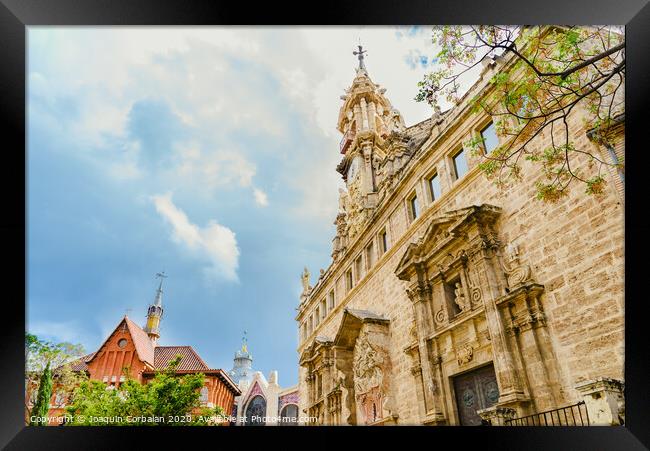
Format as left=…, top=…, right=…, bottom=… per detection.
left=453, top=364, right=499, bottom=426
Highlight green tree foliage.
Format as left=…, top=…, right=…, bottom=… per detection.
left=416, top=26, right=624, bottom=202
left=26, top=333, right=86, bottom=373
left=25, top=333, right=86, bottom=423
left=65, top=355, right=225, bottom=426
left=29, top=362, right=52, bottom=426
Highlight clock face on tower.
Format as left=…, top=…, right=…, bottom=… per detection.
left=347, top=156, right=360, bottom=183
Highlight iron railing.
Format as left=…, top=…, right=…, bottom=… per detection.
left=504, top=401, right=589, bottom=426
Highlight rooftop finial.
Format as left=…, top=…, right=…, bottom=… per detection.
left=242, top=330, right=248, bottom=353
left=353, top=42, right=367, bottom=71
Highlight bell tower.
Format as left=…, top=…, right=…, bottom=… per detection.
left=333, top=45, right=407, bottom=252
left=144, top=271, right=166, bottom=345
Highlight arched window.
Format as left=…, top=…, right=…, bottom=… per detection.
left=244, top=395, right=267, bottom=426
left=279, top=404, right=299, bottom=426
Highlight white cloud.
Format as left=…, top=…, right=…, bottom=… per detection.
left=253, top=188, right=268, bottom=207
left=29, top=26, right=483, bottom=239
left=151, top=192, right=239, bottom=281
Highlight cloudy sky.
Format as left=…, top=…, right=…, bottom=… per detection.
left=27, top=26, right=459, bottom=386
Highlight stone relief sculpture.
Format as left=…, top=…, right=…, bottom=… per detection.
left=353, top=334, right=384, bottom=395
left=352, top=329, right=392, bottom=424
left=387, top=108, right=406, bottom=134
left=456, top=343, right=474, bottom=366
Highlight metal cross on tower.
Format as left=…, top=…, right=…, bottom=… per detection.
left=353, top=44, right=367, bottom=71
left=155, top=270, right=168, bottom=289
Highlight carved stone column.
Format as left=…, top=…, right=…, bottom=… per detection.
left=427, top=338, right=447, bottom=424
left=360, top=97, right=369, bottom=130
left=506, top=285, right=558, bottom=412
left=406, top=355, right=427, bottom=420
left=361, top=140, right=375, bottom=195
left=407, top=273, right=445, bottom=423
left=333, top=346, right=356, bottom=425
left=321, top=353, right=334, bottom=424
left=469, top=235, right=526, bottom=406
left=525, top=288, right=563, bottom=407
left=368, top=101, right=377, bottom=131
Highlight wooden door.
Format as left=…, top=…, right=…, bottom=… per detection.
left=453, top=363, right=499, bottom=426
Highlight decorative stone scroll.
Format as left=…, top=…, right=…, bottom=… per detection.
left=499, top=243, right=533, bottom=289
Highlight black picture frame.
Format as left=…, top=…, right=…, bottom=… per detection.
left=1, top=0, right=648, bottom=449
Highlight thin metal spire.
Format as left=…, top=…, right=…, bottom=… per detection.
left=153, top=271, right=167, bottom=307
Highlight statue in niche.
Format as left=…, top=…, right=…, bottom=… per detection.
left=454, top=281, right=469, bottom=313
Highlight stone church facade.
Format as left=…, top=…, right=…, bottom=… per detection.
left=296, top=34, right=624, bottom=426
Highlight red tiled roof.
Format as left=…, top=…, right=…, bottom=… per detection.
left=124, top=316, right=155, bottom=366
left=153, top=346, right=210, bottom=371
left=85, top=316, right=155, bottom=368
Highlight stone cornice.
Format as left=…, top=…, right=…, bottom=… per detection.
left=425, top=305, right=486, bottom=342
left=495, top=283, right=545, bottom=306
